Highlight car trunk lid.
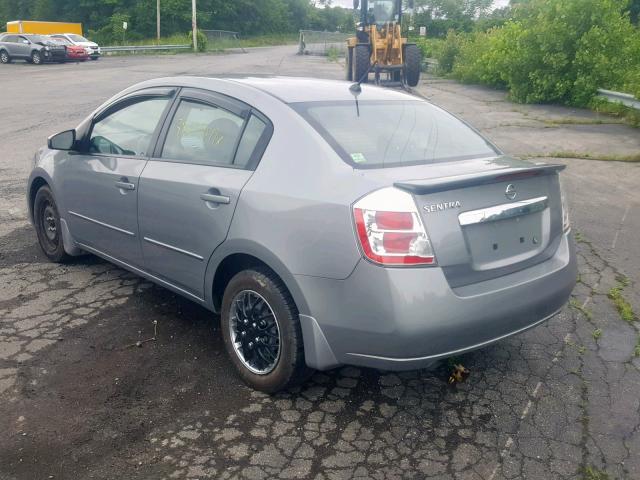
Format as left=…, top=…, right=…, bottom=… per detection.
left=363, top=156, right=566, bottom=287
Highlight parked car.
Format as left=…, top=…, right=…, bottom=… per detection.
left=50, top=36, right=89, bottom=62
left=27, top=77, right=577, bottom=392
left=0, top=33, right=66, bottom=64
left=50, top=33, right=100, bottom=60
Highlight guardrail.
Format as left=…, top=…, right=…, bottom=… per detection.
left=597, top=89, right=640, bottom=110
left=102, top=44, right=191, bottom=53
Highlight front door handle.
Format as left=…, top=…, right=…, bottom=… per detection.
left=200, top=193, right=230, bottom=205
left=115, top=181, right=136, bottom=191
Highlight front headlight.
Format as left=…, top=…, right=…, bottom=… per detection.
left=560, top=176, right=570, bottom=232
left=45, top=46, right=50, bottom=51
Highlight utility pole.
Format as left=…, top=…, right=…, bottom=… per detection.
left=156, top=0, right=160, bottom=42
left=192, top=0, right=198, bottom=52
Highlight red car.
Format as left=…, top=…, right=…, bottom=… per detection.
left=50, top=36, right=88, bottom=62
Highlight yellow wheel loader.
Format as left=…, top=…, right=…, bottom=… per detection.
left=346, top=0, right=421, bottom=87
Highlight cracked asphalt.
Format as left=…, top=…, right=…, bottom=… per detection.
left=0, top=47, right=639, bottom=480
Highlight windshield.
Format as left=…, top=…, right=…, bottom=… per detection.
left=293, top=101, right=498, bottom=169
left=368, top=0, right=397, bottom=24
left=68, top=34, right=89, bottom=43
left=52, top=37, right=71, bottom=45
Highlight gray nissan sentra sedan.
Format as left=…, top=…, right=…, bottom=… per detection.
left=27, top=76, right=577, bottom=392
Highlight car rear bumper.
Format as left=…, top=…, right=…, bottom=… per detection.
left=297, top=232, right=576, bottom=371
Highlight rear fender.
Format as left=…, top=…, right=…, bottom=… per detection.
left=204, top=238, right=310, bottom=316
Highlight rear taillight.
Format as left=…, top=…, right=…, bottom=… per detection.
left=353, top=187, right=436, bottom=266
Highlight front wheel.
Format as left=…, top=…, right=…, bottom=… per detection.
left=353, top=44, right=370, bottom=84
left=221, top=268, right=311, bottom=393
left=403, top=44, right=421, bottom=87
left=0, top=50, right=10, bottom=64
left=33, top=186, right=71, bottom=263
left=31, top=51, right=42, bottom=65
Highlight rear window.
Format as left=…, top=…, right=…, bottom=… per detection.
left=292, top=100, right=498, bottom=168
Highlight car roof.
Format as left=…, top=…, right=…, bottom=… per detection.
left=227, top=76, right=417, bottom=103
left=136, top=76, right=421, bottom=105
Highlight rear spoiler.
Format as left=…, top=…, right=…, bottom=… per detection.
left=394, top=164, right=566, bottom=195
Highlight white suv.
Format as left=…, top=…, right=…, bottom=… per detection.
left=50, top=33, right=101, bottom=60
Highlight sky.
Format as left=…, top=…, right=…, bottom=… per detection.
left=330, top=0, right=510, bottom=9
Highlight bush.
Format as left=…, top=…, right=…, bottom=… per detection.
left=446, top=0, right=640, bottom=106
left=189, top=29, right=208, bottom=52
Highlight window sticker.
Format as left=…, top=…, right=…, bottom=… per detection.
left=350, top=152, right=367, bottom=164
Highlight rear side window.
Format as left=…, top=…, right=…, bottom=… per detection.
left=234, top=115, right=267, bottom=168
left=293, top=100, right=498, bottom=168
left=161, top=100, right=244, bottom=166
left=89, top=97, right=169, bottom=156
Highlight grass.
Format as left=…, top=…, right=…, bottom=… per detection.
left=105, top=33, right=190, bottom=47
left=590, top=97, right=640, bottom=128
left=634, top=337, right=640, bottom=357
left=608, top=276, right=636, bottom=324
left=326, top=46, right=340, bottom=63
left=235, top=34, right=299, bottom=48
left=569, top=298, right=594, bottom=320
left=592, top=328, right=602, bottom=340
left=542, top=117, right=625, bottom=126
left=583, top=466, right=610, bottom=480
left=542, top=151, right=640, bottom=162
left=103, top=32, right=299, bottom=52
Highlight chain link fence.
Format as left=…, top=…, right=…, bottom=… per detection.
left=298, top=30, right=350, bottom=57
left=201, top=30, right=246, bottom=53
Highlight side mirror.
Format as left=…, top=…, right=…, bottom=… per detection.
left=48, top=129, right=76, bottom=151
left=353, top=0, right=360, bottom=9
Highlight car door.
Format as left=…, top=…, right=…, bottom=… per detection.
left=138, top=88, right=272, bottom=299
left=15, top=36, right=33, bottom=58
left=58, top=89, right=174, bottom=267
left=3, top=36, right=24, bottom=58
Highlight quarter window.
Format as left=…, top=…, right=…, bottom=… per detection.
left=89, top=98, right=169, bottom=156
left=161, top=100, right=244, bottom=166
left=234, top=115, right=267, bottom=168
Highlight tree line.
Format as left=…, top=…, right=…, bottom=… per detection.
left=0, top=0, right=354, bottom=43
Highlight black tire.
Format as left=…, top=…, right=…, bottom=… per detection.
left=31, top=51, right=42, bottom=65
left=353, top=44, right=370, bottom=84
left=33, top=186, right=71, bottom=263
left=90, top=57, right=99, bottom=61
left=404, top=44, right=421, bottom=87
left=221, top=267, right=311, bottom=393
left=0, top=50, right=10, bottom=64
left=345, top=47, right=353, bottom=81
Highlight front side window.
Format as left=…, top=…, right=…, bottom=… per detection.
left=161, top=100, right=244, bottom=166
left=89, top=97, right=169, bottom=156
left=293, top=100, right=498, bottom=168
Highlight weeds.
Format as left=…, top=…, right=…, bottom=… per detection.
left=326, top=47, right=340, bottom=63
left=546, top=151, right=640, bottom=162
left=592, top=329, right=602, bottom=340
left=583, top=465, right=610, bottom=480
left=608, top=276, right=636, bottom=323
left=569, top=298, right=594, bottom=320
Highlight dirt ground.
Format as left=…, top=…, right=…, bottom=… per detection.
left=0, top=47, right=639, bottom=480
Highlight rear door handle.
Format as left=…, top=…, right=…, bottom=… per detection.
left=200, top=193, right=230, bottom=205
left=115, top=181, right=136, bottom=191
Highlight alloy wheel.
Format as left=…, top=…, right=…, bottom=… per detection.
left=228, top=290, right=281, bottom=375
left=39, top=201, right=59, bottom=251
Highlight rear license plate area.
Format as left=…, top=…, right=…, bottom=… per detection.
left=462, top=211, right=547, bottom=270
